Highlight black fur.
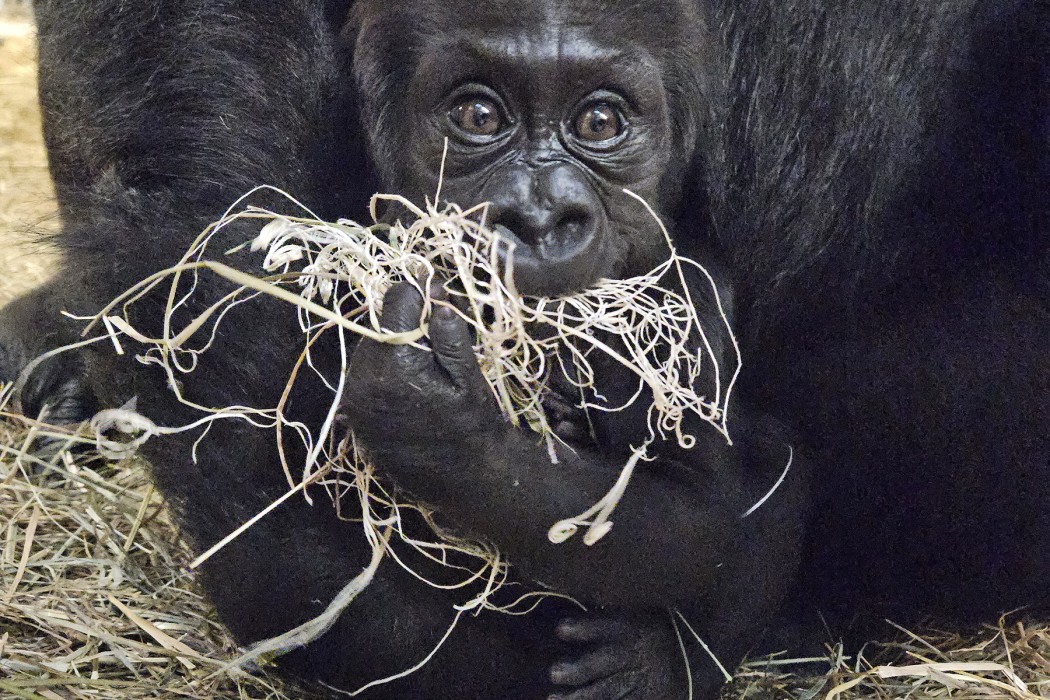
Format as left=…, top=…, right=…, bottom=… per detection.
left=0, top=0, right=1045, bottom=698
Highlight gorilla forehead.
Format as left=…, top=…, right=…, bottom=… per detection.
left=410, top=27, right=667, bottom=114
left=361, top=0, right=705, bottom=52
left=353, top=0, right=710, bottom=131
left=443, top=0, right=694, bottom=35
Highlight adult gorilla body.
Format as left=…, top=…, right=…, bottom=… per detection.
left=0, top=0, right=1046, bottom=698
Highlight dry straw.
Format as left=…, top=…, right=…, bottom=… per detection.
left=731, top=620, right=1050, bottom=700
left=83, top=183, right=743, bottom=551
left=72, top=183, right=743, bottom=687
left=0, top=384, right=294, bottom=699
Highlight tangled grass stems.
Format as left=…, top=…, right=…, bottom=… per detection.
left=80, top=185, right=739, bottom=677
left=0, top=390, right=293, bottom=699
left=87, top=184, right=738, bottom=538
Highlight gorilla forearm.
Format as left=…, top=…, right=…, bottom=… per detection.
left=488, top=415, right=805, bottom=609
left=371, top=422, right=794, bottom=606
left=344, top=284, right=805, bottom=608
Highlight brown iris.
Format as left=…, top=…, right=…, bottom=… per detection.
left=574, top=102, right=622, bottom=142
left=449, top=98, right=502, bottom=136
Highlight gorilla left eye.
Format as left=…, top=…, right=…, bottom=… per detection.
left=449, top=97, right=503, bottom=137
left=574, top=102, right=624, bottom=143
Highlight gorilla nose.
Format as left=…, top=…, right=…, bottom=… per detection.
left=489, top=200, right=596, bottom=257
left=483, top=164, right=607, bottom=296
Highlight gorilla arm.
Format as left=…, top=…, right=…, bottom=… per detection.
left=342, top=283, right=808, bottom=610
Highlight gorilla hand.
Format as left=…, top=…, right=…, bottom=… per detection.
left=341, top=281, right=509, bottom=496
left=549, top=611, right=685, bottom=700
left=0, top=290, right=96, bottom=426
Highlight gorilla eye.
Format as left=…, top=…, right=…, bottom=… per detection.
left=574, top=102, right=623, bottom=143
left=449, top=98, right=503, bottom=137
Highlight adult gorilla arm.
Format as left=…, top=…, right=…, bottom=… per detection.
left=702, top=0, right=1048, bottom=624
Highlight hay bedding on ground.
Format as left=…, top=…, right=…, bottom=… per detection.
left=2, top=402, right=1049, bottom=700
left=0, top=401, right=296, bottom=699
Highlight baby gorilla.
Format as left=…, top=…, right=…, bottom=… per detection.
left=334, top=2, right=802, bottom=697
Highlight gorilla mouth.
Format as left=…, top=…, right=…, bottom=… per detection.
left=492, top=224, right=610, bottom=298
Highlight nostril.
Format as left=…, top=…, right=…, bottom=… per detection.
left=554, top=208, right=592, bottom=240
left=490, top=207, right=546, bottom=247
left=548, top=205, right=596, bottom=253
left=487, top=202, right=598, bottom=255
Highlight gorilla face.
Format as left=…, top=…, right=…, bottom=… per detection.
left=352, top=0, right=710, bottom=296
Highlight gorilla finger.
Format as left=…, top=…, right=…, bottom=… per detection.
left=28, top=375, right=98, bottom=425
left=379, top=282, right=427, bottom=334
left=377, top=281, right=439, bottom=374
left=429, top=305, right=481, bottom=390
left=550, top=649, right=629, bottom=687
left=428, top=279, right=449, bottom=304
left=556, top=617, right=631, bottom=644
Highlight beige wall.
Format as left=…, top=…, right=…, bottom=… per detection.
left=0, top=20, right=59, bottom=306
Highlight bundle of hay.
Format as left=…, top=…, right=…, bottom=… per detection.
left=88, top=187, right=740, bottom=540
left=79, top=185, right=740, bottom=674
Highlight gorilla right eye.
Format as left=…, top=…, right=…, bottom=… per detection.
left=449, top=97, right=503, bottom=137
left=574, top=102, right=623, bottom=143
